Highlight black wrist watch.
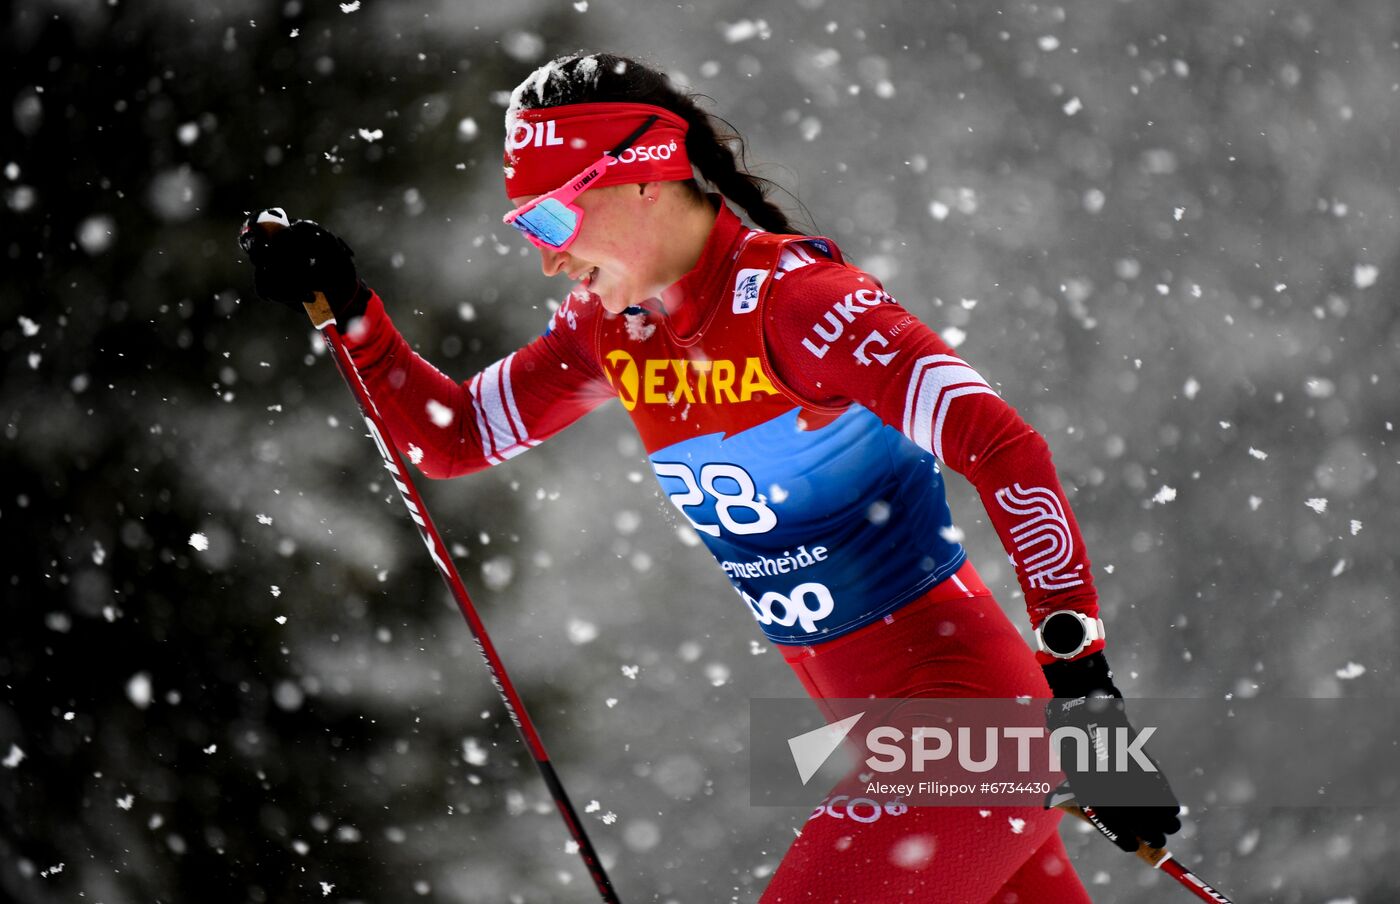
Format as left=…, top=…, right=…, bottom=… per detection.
left=1034, top=610, right=1105, bottom=659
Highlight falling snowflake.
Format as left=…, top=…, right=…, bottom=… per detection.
left=722, top=19, right=771, bottom=43
left=1336, top=662, right=1366, bottom=680
left=1152, top=486, right=1177, bottom=504
left=126, top=673, right=153, bottom=709
left=566, top=619, right=598, bottom=645
left=188, top=532, right=209, bottom=551
left=425, top=400, right=454, bottom=427
left=462, top=738, right=489, bottom=766
left=1304, top=498, right=1328, bottom=514
left=889, top=834, right=936, bottom=870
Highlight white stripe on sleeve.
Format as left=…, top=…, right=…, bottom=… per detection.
left=902, top=354, right=998, bottom=462
left=471, top=353, right=539, bottom=465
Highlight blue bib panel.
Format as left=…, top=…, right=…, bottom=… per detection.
left=652, top=406, right=965, bottom=644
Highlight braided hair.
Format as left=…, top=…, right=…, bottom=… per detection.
left=510, top=53, right=801, bottom=234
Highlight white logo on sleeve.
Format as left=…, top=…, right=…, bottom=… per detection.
left=854, top=330, right=899, bottom=366
left=993, top=483, right=1085, bottom=591
left=733, top=268, right=767, bottom=313
left=801, top=287, right=893, bottom=357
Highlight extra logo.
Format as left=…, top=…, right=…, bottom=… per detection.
left=602, top=350, right=778, bottom=412
left=802, top=287, right=897, bottom=363
left=732, top=268, right=767, bottom=314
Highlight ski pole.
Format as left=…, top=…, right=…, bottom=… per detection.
left=244, top=210, right=621, bottom=903
left=1050, top=786, right=1233, bottom=903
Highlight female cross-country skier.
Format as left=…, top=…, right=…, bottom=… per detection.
left=241, top=52, right=1181, bottom=903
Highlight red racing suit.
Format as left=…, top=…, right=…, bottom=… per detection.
left=342, top=203, right=1102, bottom=664
left=344, top=201, right=1100, bottom=901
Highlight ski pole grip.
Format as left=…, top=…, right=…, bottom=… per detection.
left=303, top=292, right=337, bottom=330
left=247, top=208, right=338, bottom=330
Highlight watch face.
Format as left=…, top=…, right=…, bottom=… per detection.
left=1042, top=612, right=1088, bottom=655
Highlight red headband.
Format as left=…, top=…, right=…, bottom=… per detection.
left=503, top=102, right=693, bottom=198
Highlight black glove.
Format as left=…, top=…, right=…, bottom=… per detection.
left=1043, top=652, right=1182, bottom=851
left=238, top=208, right=371, bottom=321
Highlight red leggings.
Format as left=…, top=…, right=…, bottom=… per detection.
left=760, top=562, right=1093, bottom=904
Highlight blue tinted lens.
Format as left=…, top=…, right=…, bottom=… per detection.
left=513, top=199, right=578, bottom=247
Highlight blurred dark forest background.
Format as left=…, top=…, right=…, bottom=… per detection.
left=3, top=0, right=1398, bottom=901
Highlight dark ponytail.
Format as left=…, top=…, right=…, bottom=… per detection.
left=511, top=53, right=803, bottom=235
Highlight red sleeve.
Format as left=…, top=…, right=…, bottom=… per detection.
left=339, top=289, right=615, bottom=479
left=765, top=262, right=1103, bottom=664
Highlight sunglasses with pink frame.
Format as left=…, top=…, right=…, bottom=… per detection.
left=503, top=114, right=661, bottom=251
